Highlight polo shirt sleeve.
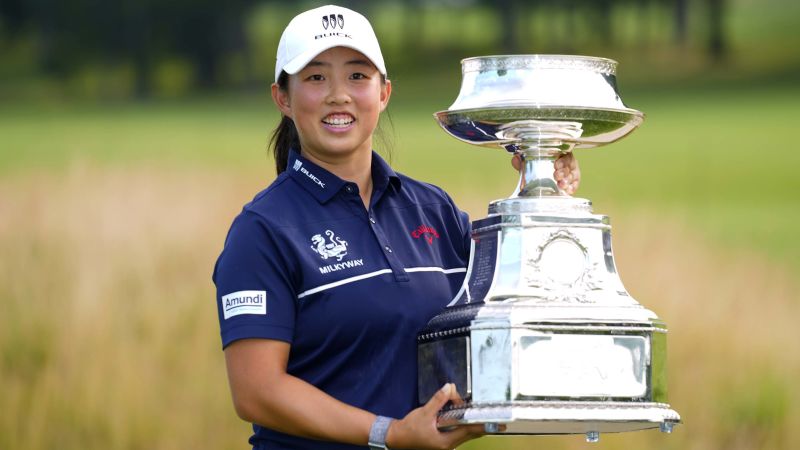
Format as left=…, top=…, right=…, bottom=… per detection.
left=212, top=211, right=297, bottom=349
left=441, top=189, right=472, bottom=262
left=458, top=207, right=471, bottom=260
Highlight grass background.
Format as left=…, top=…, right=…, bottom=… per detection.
left=2, top=0, right=800, bottom=448
left=2, top=82, right=798, bottom=268
left=2, top=81, right=798, bottom=450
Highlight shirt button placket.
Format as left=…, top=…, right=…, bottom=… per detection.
left=368, top=210, right=407, bottom=281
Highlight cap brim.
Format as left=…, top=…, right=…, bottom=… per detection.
left=282, top=38, right=386, bottom=77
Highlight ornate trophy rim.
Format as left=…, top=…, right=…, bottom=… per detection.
left=434, top=105, right=644, bottom=150
left=435, top=104, right=643, bottom=116
left=461, top=54, right=619, bottom=75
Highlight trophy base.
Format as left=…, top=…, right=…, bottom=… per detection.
left=439, top=401, right=680, bottom=436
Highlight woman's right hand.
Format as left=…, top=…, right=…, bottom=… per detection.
left=386, top=383, right=486, bottom=450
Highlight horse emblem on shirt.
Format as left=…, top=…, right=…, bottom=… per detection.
left=310, top=230, right=348, bottom=261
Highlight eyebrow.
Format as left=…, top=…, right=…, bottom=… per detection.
left=305, top=58, right=374, bottom=68
left=345, top=59, right=374, bottom=68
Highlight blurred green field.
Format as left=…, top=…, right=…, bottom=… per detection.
left=3, top=0, right=800, bottom=447
left=2, top=81, right=800, bottom=450
left=2, top=81, right=798, bottom=268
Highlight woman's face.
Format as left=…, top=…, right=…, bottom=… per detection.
left=273, top=46, right=391, bottom=165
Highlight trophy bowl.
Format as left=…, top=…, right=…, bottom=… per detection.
left=418, top=55, right=680, bottom=442
left=435, top=55, right=643, bottom=199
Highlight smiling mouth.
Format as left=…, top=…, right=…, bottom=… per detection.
left=322, top=114, right=355, bottom=128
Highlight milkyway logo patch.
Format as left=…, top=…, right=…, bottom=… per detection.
left=310, top=230, right=348, bottom=261
left=411, top=224, right=440, bottom=245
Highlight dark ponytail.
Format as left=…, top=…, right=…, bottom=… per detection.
left=269, top=71, right=299, bottom=175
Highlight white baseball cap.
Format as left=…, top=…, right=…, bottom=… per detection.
left=275, top=4, right=387, bottom=83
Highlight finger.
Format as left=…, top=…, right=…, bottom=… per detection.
left=447, top=424, right=487, bottom=448
left=511, top=154, right=522, bottom=171
left=423, top=383, right=454, bottom=415
left=464, top=424, right=488, bottom=436
left=448, top=385, right=466, bottom=406
left=554, top=154, right=566, bottom=170
left=568, top=153, right=578, bottom=170
left=570, top=170, right=580, bottom=193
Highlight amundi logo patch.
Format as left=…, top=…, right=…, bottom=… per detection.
left=221, top=290, right=266, bottom=320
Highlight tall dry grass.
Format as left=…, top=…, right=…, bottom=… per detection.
left=1, top=165, right=798, bottom=449
left=0, top=163, right=256, bottom=449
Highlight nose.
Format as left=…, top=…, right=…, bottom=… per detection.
left=325, top=79, right=351, bottom=105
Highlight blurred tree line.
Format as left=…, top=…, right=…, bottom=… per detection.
left=0, top=0, right=727, bottom=98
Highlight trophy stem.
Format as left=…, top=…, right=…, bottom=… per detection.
left=514, top=148, right=572, bottom=198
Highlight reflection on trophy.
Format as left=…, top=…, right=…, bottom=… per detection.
left=417, top=55, right=680, bottom=441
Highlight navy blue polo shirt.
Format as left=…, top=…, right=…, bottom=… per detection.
left=213, top=150, right=471, bottom=449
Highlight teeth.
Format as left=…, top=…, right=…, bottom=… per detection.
left=324, top=115, right=354, bottom=126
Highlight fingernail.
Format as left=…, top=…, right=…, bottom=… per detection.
left=440, top=383, right=450, bottom=394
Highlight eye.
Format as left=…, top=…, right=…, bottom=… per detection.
left=350, top=72, right=368, bottom=80
left=306, top=74, right=325, bottom=81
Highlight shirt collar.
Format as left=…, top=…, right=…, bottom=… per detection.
left=371, top=151, right=402, bottom=194
left=286, top=150, right=401, bottom=204
left=286, top=151, right=343, bottom=203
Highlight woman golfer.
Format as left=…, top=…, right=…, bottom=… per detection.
left=213, top=4, right=580, bottom=449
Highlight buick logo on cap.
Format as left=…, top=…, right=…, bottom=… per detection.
left=322, top=13, right=344, bottom=30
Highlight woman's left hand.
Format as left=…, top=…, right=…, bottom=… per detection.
left=554, top=153, right=580, bottom=195
left=511, top=153, right=581, bottom=195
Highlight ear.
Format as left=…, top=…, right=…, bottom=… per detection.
left=271, top=83, right=292, bottom=118
left=379, top=79, right=392, bottom=113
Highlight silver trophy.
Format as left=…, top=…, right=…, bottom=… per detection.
left=417, top=55, right=680, bottom=441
